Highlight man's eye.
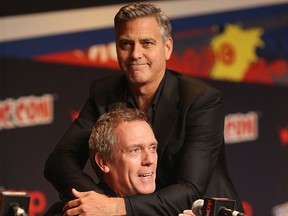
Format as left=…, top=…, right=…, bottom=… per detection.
left=119, top=41, right=131, bottom=49
left=129, top=147, right=141, bottom=154
left=143, top=41, right=154, bottom=47
left=121, top=42, right=129, bottom=46
left=149, top=145, right=157, bottom=152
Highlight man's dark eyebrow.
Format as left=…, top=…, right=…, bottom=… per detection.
left=140, top=38, right=156, bottom=43
left=118, top=37, right=156, bottom=43
left=118, top=38, right=133, bottom=43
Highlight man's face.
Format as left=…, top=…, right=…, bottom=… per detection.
left=105, top=120, right=158, bottom=196
left=116, top=16, right=173, bottom=86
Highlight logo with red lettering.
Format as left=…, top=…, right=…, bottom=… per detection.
left=0, top=94, right=54, bottom=130
left=224, top=112, right=259, bottom=144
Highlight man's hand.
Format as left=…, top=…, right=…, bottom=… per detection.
left=178, top=210, right=196, bottom=216
left=63, top=188, right=126, bottom=216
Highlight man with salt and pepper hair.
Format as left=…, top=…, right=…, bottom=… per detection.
left=88, top=106, right=158, bottom=198
left=45, top=2, right=244, bottom=215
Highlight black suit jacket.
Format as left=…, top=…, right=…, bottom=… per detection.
left=44, top=70, right=243, bottom=215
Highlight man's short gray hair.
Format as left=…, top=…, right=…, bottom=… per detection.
left=114, top=2, right=172, bottom=42
left=88, top=104, right=150, bottom=176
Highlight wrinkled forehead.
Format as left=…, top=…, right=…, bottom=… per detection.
left=114, top=121, right=155, bottom=146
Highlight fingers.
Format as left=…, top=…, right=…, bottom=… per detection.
left=63, top=189, right=111, bottom=216
left=63, top=189, right=96, bottom=215
left=71, top=188, right=80, bottom=198
left=178, top=209, right=195, bottom=216
left=63, top=206, right=82, bottom=216
left=71, top=188, right=91, bottom=198
left=183, top=210, right=194, bottom=214
left=63, top=198, right=80, bottom=213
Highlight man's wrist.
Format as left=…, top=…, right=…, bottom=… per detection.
left=111, top=197, right=126, bottom=216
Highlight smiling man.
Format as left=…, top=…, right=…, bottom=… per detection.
left=61, top=106, right=158, bottom=216
left=44, top=106, right=158, bottom=216
left=88, top=105, right=158, bottom=197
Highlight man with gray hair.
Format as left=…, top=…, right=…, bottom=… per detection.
left=45, top=2, right=244, bottom=216
left=88, top=106, right=158, bottom=197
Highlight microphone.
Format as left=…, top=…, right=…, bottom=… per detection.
left=192, top=199, right=204, bottom=216
left=0, top=191, right=30, bottom=216
left=191, top=197, right=246, bottom=216
left=8, top=203, right=28, bottom=216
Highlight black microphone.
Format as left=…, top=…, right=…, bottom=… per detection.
left=8, top=203, right=28, bottom=216
left=0, top=191, right=30, bottom=216
left=191, top=197, right=246, bottom=216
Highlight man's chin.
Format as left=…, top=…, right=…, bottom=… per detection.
left=137, top=186, right=156, bottom=194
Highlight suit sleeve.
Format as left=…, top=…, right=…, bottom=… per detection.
left=124, top=89, right=225, bottom=216
left=44, top=97, right=104, bottom=199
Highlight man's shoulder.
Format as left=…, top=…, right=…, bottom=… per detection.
left=167, top=69, right=220, bottom=94
left=166, top=70, right=223, bottom=110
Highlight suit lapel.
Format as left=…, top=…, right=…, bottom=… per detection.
left=153, top=70, right=179, bottom=162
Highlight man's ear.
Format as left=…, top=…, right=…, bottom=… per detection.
left=95, top=152, right=110, bottom=173
left=165, top=37, right=173, bottom=61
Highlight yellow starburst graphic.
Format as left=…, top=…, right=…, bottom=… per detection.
left=211, top=24, right=264, bottom=81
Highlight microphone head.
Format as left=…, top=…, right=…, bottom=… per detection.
left=192, top=199, right=204, bottom=216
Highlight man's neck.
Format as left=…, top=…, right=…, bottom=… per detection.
left=129, top=71, right=165, bottom=112
left=129, top=82, right=157, bottom=112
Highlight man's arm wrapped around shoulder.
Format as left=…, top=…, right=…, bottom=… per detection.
left=44, top=75, right=123, bottom=198
left=44, top=97, right=103, bottom=199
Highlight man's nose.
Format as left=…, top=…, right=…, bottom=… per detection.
left=131, top=43, right=142, bottom=59
left=141, top=149, right=156, bottom=166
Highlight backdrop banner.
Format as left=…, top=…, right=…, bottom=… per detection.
left=1, top=1, right=288, bottom=215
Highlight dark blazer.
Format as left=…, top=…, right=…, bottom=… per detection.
left=44, top=70, right=243, bottom=215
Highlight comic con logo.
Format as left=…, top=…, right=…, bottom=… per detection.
left=224, top=112, right=259, bottom=144
left=0, top=94, right=54, bottom=130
